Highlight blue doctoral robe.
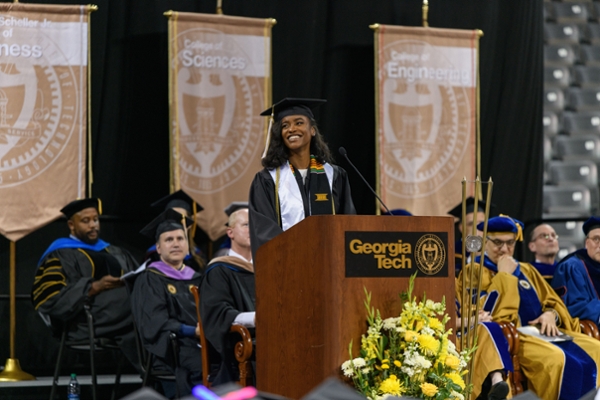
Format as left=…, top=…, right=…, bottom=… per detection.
left=553, top=249, right=600, bottom=325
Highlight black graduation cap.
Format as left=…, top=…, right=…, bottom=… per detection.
left=140, top=209, right=193, bottom=242
left=60, top=198, right=102, bottom=219
left=224, top=201, right=249, bottom=217
left=448, top=197, right=489, bottom=219
left=150, top=189, right=203, bottom=215
left=260, top=98, right=326, bottom=123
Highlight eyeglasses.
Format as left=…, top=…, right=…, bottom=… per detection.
left=587, top=236, right=600, bottom=245
left=486, top=237, right=516, bottom=249
left=535, top=233, right=559, bottom=241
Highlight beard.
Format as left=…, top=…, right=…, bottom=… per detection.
left=76, top=229, right=99, bottom=244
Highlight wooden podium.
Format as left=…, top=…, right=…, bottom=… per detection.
left=255, top=215, right=455, bottom=399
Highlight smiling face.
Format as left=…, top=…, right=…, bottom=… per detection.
left=280, top=114, right=315, bottom=153
left=68, top=207, right=100, bottom=244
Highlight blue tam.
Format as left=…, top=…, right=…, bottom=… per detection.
left=477, top=215, right=524, bottom=242
left=583, top=216, right=600, bottom=236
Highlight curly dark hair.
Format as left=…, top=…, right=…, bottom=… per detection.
left=261, top=117, right=334, bottom=169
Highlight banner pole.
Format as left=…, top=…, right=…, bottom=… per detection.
left=87, top=5, right=97, bottom=197
left=164, top=11, right=177, bottom=193
left=370, top=24, right=381, bottom=215
left=0, top=242, right=35, bottom=381
left=422, top=0, right=429, bottom=28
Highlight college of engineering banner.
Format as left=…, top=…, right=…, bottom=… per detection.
left=0, top=4, right=88, bottom=241
left=375, top=26, right=478, bottom=216
left=168, top=12, right=273, bottom=240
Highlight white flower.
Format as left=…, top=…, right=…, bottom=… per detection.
left=450, top=391, right=465, bottom=400
left=361, top=367, right=371, bottom=374
left=421, top=326, right=435, bottom=335
left=383, top=317, right=399, bottom=330
left=367, top=326, right=381, bottom=338
left=401, top=365, right=416, bottom=377
left=341, top=360, right=355, bottom=377
left=352, top=357, right=366, bottom=368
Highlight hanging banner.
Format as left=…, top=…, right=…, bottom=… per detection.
left=375, top=26, right=478, bottom=216
left=168, top=12, right=273, bottom=240
left=0, top=4, right=88, bottom=241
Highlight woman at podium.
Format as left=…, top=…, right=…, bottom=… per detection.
left=249, top=98, right=356, bottom=260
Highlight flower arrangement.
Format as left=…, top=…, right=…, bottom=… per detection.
left=341, top=275, right=473, bottom=400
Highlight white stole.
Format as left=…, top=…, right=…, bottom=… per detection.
left=269, top=161, right=334, bottom=231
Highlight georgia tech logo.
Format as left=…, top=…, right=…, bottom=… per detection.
left=380, top=40, right=471, bottom=198
left=0, top=30, right=79, bottom=187
left=414, top=234, right=445, bottom=275
left=174, top=28, right=263, bottom=194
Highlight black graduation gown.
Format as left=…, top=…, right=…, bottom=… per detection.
left=200, top=262, right=255, bottom=384
left=130, top=268, right=202, bottom=364
left=248, top=164, right=356, bottom=260
left=32, top=246, right=138, bottom=339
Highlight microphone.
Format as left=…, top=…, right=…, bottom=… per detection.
left=338, top=147, right=393, bottom=215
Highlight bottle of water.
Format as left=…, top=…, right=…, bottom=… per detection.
left=67, top=373, right=80, bottom=400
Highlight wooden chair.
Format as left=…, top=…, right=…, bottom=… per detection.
left=190, top=285, right=254, bottom=387
left=498, top=318, right=600, bottom=396
left=498, top=321, right=526, bottom=395
left=580, top=319, right=600, bottom=340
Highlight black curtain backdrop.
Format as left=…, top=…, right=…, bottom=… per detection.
left=0, top=0, right=542, bottom=375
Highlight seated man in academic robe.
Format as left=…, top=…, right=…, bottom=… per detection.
left=528, top=223, right=559, bottom=285
left=459, top=215, right=600, bottom=399
left=145, top=190, right=207, bottom=272
left=448, top=197, right=487, bottom=277
left=553, top=216, right=600, bottom=327
left=131, top=212, right=203, bottom=396
left=200, top=207, right=255, bottom=385
left=31, top=198, right=140, bottom=370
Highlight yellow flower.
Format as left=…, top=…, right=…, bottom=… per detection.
left=379, top=374, right=404, bottom=395
left=381, top=364, right=390, bottom=369
left=405, top=330, right=418, bottom=342
left=394, top=360, right=402, bottom=367
left=428, top=318, right=443, bottom=331
left=420, top=382, right=438, bottom=397
left=445, top=355, right=461, bottom=370
left=418, top=334, right=440, bottom=355
left=415, top=320, right=425, bottom=332
left=446, top=372, right=466, bottom=390
left=361, top=336, right=379, bottom=360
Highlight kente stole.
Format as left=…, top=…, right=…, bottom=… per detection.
left=269, top=156, right=334, bottom=231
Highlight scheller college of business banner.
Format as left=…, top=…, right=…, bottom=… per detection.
left=0, top=4, right=88, bottom=241
left=168, top=12, right=273, bottom=241
left=375, top=26, right=478, bottom=216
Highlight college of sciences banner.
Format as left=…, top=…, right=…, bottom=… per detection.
left=0, top=4, right=88, bottom=241
left=375, top=26, right=478, bottom=216
left=168, top=12, right=273, bottom=240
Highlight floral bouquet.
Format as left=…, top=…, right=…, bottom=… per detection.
left=341, top=275, right=473, bottom=400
